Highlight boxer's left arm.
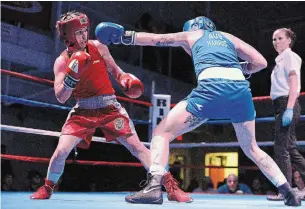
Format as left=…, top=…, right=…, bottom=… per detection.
left=92, top=40, right=142, bottom=92
left=92, top=40, right=124, bottom=81
left=135, top=32, right=189, bottom=48
left=136, top=32, right=192, bottom=55
left=282, top=56, right=300, bottom=126
left=95, top=22, right=191, bottom=54
left=134, top=32, right=192, bottom=55
left=285, top=54, right=301, bottom=109
left=287, top=71, right=299, bottom=108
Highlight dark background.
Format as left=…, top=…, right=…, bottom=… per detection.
left=1, top=1, right=305, bottom=192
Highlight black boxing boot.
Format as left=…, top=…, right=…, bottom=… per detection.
left=125, top=173, right=163, bottom=204
left=284, top=191, right=302, bottom=207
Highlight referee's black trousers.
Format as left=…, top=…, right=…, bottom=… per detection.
left=273, top=96, right=305, bottom=185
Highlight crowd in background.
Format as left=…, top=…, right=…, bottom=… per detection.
left=1, top=4, right=305, bottom=202
left=3, top=144, right=304, bottom=200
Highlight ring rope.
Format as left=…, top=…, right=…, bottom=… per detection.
left=1, top=69, right=152, bottom=107
left=2, top=124, right=304, bottom=148
left=1, top=95, right=150, bottom=125
left=2, top=95, right=72, bottom=111
left=2, top=95, right=304, bottom=125
left=2, top=69, right=304, bottom=177
left=1, top=124, right=120, bottom=144
left=1, top=154, right=142, bottom=167
left=1, top=154, right=260, bottom=170
left=2, top=69, right=304, bottom=107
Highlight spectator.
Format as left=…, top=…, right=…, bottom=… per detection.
left=292, top=170, right=305, bottom=200
left=2, top=173, right=17, bottom=191
left=201, top=176, right=216, bottom=193
left=217, top=178, right=227, bottom=189
left=135, top=12, right=165, bottom=73
left=261, top=180, right=277, bottom=195
left=217, top=174, right=252, bottom=194
left=186, top=179, right=199, bottom=193
left=27, top=170, right=43, bottom=191
left=88, top=181, right=98, bottom=192
left=1, top=144, right=13, bottom=177
left=192, top=181, right=204, bottom=193
left=169, top=161, right=183, bottom=185
left=251, top=177, right=265, bottom=195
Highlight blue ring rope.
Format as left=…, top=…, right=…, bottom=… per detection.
left=1, top=95, right=149, bottom=125
left=2, top=95, right=304, bottom=125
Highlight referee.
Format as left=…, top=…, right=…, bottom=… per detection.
left=270, top=28, right=305, bottom=199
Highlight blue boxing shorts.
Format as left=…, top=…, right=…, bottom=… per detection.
left=185, top=78, right=256, bottom=123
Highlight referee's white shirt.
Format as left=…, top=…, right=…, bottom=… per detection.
left=270, top=48, right=302, bottom=100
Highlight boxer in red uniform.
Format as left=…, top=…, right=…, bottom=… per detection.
left=30, top=11, right=192, bottom=203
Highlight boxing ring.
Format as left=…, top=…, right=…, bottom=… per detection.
left=1, top=69, right=305, bottom=209
left=2, top=192, right=298, bottom=209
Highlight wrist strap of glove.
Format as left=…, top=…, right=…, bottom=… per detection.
left=63, top=75, right=79, bottom=90
left=240, top=61, right=252, bottom=79
left=240, top=61, right=251, bottom=74
left=121, top=31, right=136, bottom=45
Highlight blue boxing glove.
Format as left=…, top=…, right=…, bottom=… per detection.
left=95, top=22, right=136, bottom=45
left=282, top=108, right=293, bottom=126
left=95, top=22, right=123, bottom=45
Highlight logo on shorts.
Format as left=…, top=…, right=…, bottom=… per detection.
left=195, top=103, right=203, bottom=111
left=114, top=118, right=124, bottom=130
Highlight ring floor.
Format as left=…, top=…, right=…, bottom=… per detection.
left=1, top=192, right=298, bottom=209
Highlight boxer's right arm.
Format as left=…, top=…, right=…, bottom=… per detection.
left=222, top=32, right=267, bottom=74
left=53, top=56, right=73, bottom=104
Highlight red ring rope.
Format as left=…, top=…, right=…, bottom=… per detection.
left=1, top=69, right=152, bottom=107
left=2, top=69, right=304, bottom=107
left=1, top=154, right=259, bottom=170
left=1, top=154, right=142, bottom=167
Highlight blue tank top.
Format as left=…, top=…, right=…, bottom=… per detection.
left=191, top=30, right=242, bottom=78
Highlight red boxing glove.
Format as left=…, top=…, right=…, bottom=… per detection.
left=63, top=51, right=91, bottom=89
left=118, top=73, right=144, bottom=99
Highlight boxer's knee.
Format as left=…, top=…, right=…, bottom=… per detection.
left=152, top=115, right=175, bottom=137
left=131, top=140, right=148, bottom=157
left=152, top=124, right=166, bottom=136
left=240, top=142, right=259, bottom=159
left=52, top=147, right=71, bottom=162
left=119, top=135, right=148, bottom=157
left=152, top=125, right=176, bottom=142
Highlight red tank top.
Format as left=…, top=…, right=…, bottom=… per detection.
left=61, top=40, right=115, bottom=99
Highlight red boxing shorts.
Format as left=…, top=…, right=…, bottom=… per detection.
left=61, top=102, right=135, bottom=149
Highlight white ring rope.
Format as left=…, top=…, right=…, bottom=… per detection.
left=0, top=124, right=150, bottom=146
left=1, top=124, right=305, bottom=148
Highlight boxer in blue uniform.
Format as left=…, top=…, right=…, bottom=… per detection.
left=95, top=16, right=301, bottom=206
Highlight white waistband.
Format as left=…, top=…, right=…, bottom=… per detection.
left=198, top=67, right=245, bottom=81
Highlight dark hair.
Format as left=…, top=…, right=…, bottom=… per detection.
left=27, top=170, right=42, bottom=179
left=281, top=28, right=297, bottom=48
left=60, top=10, right=84, bottom=21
